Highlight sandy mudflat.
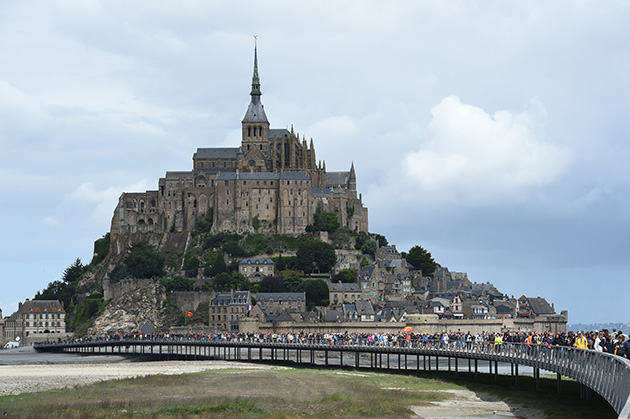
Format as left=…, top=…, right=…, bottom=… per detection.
left=0, top=360, right=283, bottom=396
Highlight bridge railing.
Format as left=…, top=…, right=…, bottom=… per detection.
left=35, top=338, right=630, bottom=417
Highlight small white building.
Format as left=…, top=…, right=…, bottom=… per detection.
left=238, top=258, right=275, bottom=281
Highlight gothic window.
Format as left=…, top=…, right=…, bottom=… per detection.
left=248, top=127, right=251, bottom=136
left=227, top=200, right=229, bottom=205
left=211, top=180, right=214, bottom=187
left=259, top=144, right=263, bottom=150
left=223, top=162, right=227, bottom=168
left=212, top=162, right=216, bottom=168
left=253, top=127, right=257, bottom=136
left=247, top=144, right=250, bottom=150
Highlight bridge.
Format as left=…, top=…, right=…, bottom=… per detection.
left=36, top=338, right=630, bottom=418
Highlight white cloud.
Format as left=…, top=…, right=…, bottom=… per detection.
left=41, top=216, right=60, bottom=228
left=399, top=95, right=571, bottom=205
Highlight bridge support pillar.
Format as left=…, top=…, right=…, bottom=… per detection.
left=455, top=357, right=458, bottom=374
left=448, top=357, right=451, bottom=372
left=356, top=351, right=359, bottom=369
left=474, top=359, right=478, bottom=380
left=340, top=350, right=343, bottom=368
left=515, top=364, right=519, bottom=386
left=325, top=350, right=328, bottom=366
left=557, top=373, right=562, bottom=394
left=494, top=361, right=498, bottom=382
left=535, top=367, right=540, bottom=391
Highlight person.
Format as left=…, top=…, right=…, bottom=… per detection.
left=600, top=331, right=615, bottom=354
left=494, top=332, right=503, bottom=353
left=574, top=331, right=588, bottom=349
left=614, top=333, right=625, bottom=356
left=623, top=336, right=630, bottom=359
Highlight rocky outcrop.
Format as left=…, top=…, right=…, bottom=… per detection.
left=88, top=283, right=169, bottom=336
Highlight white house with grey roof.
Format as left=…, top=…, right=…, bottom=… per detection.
left=238, top=258, right=275, bottom=281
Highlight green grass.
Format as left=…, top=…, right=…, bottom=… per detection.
left=0, top=367, right=618, bottom=418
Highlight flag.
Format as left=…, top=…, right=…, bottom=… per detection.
left=401, top=326, right=413, bottom=333
left=186, top=311, right=194, bottom=317
left=247, top=305, right=253, bottom=311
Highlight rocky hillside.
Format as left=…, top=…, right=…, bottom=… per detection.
left=88, top=282, right=171, bottom=336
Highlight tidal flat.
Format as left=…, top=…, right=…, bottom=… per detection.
left=0, top=350, right=617, bottom=418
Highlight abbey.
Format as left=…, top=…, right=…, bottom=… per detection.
left=111, top=44, right=368, bottom=236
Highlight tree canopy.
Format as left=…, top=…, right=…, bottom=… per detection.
left=123, top=242, right=165, bottom=279
left=62, top=258, right=85, bottom=283
left=297, top=279, right=329, bottom=309
left=295, top=239, right=337, bottom=274
left=404, top=245, right=439, bottom=276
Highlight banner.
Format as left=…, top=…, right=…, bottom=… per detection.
left=186, top=311, right=194, bottom=317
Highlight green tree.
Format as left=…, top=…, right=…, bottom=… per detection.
left=360, top=240, right=377, bottom=255
left=297, top=279, right=329, bottom=309
left=62, top=258, right=85, bottom=283
left=360, top=256, right=370, bottom=268
left=182, top=247, right=200, bottom=270
left=404, top=245, right=439, bottom=276
left=332, top=268, right=357, bottom=283
left=123, top=242, right=165, bottom=279
left=296, top=239, right=337, bottom=274
left=374, top=233, right=388, bottom=247
left=283, top=273, right=303, bottom=292
left=223, top=240, right=247, bottom=257
left=208, top=253, right=228, bottom=277
left=34, top=280, right=75, bottom=308
left=260, top=275, right=287, bottom=292
left=159, top=276, right=196, bottom=292
left=354, top=231, right=370, bottom=250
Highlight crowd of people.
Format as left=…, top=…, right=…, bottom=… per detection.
left=46, top=328, right=630, bottom=359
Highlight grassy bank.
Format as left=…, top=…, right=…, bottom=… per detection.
left=0, top=366, right=617, bottom=418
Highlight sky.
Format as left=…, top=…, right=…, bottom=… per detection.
left=1, top=1, right=629, bottom=325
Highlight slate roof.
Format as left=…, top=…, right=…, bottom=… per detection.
left=355, top=300, right=375, bottom=316
left=524, top=297, right=555, bottom=315
left=328, top=283, right=361, bottom=292
left=268, top=128, right=290, bottom=139
left=324, top=309, right=342, bottom=322
left=211, top=291, right=250, bottom=306
left=239, top=258, right=274, bottom=265
left=193, top=147, right=242, bottom=159
left=257, top=292, right=305, bottom=301
left=325, top=171, right=350, bottom=187
left=242, top=98, right=268, bottom=123
left=359, top=266, right=375, bottom=279
left=17, top=300, right=65, bottom=314
left=165, top=171, right=193, bottom=179
left=382, top=259, right=405, bottom=268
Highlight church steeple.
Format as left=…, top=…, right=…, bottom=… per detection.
left=250, top=36, right=262, bottom=100
left=242, top=37, right=269, bottom=124
left=242, top=36, right=270, bottom=152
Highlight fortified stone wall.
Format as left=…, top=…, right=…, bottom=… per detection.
left=168, top=292, right=213, bottom=314
left=103, top=278, right=155, bottom=301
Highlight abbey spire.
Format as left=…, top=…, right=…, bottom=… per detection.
left=242, top=37, right=270, bottom=153
left=242, top=37, right=269, bottom=124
